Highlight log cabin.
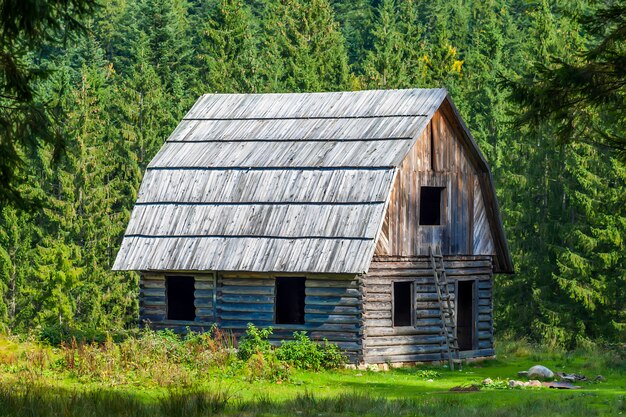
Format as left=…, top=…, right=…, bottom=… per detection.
left=113, top=89, right=513, bottom=364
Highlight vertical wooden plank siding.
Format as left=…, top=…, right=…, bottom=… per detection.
left=374, top=109, right=496, bottom=258
left=362, top=257, right=494, bottom=363
left=473, top=177, right=496, bottom=255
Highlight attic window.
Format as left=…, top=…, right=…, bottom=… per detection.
left=275, top=277, right=305, bottom=324
left=420, top=186, right=444, bottom=226
left=166, top=276, right=196, bottom=321
left=393, top=281, right=413, bottom=327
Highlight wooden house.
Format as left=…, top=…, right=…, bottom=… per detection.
left=113, top=89, right=513, bottom=364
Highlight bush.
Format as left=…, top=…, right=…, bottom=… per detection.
left=37, top=324, right=135, bottom=346
left=276, top=331, right=346, bottom=371
left=236, top=324, right=273, bottom=361
left=244, top=352, right=291, bottom=382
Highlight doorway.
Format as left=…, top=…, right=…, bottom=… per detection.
left=456, top=280, right=474, bottom=351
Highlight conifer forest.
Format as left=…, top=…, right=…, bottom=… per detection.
left=0, top=0, right=624, bottom=348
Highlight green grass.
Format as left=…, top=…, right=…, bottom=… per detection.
left=0, top=333, right=624, bottom=416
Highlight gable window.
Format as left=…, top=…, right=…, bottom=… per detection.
left=393, top=281, right=413, bottom=327
left=275, top=277, right=305, bottom=324
left=419, top=186, right=444, bottom=225
left=166, top=276, right=196, bottom=321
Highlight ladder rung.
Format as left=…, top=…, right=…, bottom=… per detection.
left=430, top=249, right=461, bottom=370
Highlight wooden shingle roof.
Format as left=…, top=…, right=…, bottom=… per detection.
left=113, top=89, right=512, bottom=274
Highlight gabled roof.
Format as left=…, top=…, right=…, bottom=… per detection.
left=113, top=89, right=512, bottom=274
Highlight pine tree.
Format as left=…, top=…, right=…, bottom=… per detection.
left=361, top=0, right=408, bottom=88
left=259, top=0, right=351, bottom=92
left=0, top=207, right=34, bottom=329
left=195, top=0, right=260, bottom=93
left=330, top=0, right=373, bottom=70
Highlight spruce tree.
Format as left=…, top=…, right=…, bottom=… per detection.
left=196, top=0, right=260, bottom=93
left=259, top=0, right=350, bottom=92
left=362, top=0, right=408, bottom=88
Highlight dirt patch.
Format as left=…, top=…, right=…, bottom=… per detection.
left=449, top=385, right=481, bottom=392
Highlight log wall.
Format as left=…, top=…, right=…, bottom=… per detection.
left=140, top=273, right=216, bottom=332
left=139, top=272, right=363, bottom=361
left=362, top=256, right=494, bottom=364
left=140, top=258, right=495, bottom=365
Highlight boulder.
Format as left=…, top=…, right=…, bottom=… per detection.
left=367, top=364, right=380, bottom=372
left=508, top=380, right=524, bottom=388
left=527, top=365, right=554, bottom=380
left=517, top=371, right=529, bottom=378
left=482, top=378, right=493, bottom=385
left=526, top=380, right=542, bottom=387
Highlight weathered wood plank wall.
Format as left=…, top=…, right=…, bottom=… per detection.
left=140, top=273, right=216, bottom=331
left=215, top=273, right=362, bottom=360
left=374, top=108, right=495, bottom=257
left=139, top=273, right=363, bottom=361
left=362, top=257, right=494, bottom=364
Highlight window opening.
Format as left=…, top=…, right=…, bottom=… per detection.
left=166, top=276, right=196, bottom=321
left=393, top=281, right=412, bottom=327
left=420, top=186, right=444, bottom=225
left=275, top=277, right=305, bottom=324
left=457, top=280, right=475, bottom=351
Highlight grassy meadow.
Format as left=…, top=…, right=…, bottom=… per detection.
left=0, top=329, right=624, bottom=417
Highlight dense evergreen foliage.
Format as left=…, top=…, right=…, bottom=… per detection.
left=0, top=0, right=623, bottom=347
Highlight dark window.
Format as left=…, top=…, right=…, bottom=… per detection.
left=457, top=280, right=475, bottom=351
left=166, top=276, right=196, bottom=321
left=419, top=186, right=444, bottom=225
left=393, top=281, right=413, bottom=327
left=275, top=277, right=305, bottom=324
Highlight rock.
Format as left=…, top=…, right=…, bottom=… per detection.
left=595, top=375, right=606, bottom=382
left=517, top=371, right=529, bottom=378
left=357, top=364, right=368, bottom=371
left=482, top=378, right=493, bottom=385
left=527, top=365, right=554, bottom=380
left=508, top=380, right=524, bottom=388
left=557, top=372, right=587, bottom=382
left=427, top=379, right=434, bottom=382
left=380, top=363, right=389, bottom=372
left=367, top=364, right=380, bottom=372
left=344, top=364, right=357, bottom=370
left=526, top=380, right=542, bottom=387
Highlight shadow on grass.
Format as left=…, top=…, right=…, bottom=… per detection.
left=1, top=383, right=623, bottom=417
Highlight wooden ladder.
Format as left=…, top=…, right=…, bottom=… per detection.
left=429, top=246, right=461, bottom=370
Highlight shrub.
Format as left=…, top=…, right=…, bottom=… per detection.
left=237, top=324, right=273, bottom=361
left=276, top=331, right=346, bottom=371
left=37, top=324, right=134, bottom=346
left=244, top=352, right=291, bottom=382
